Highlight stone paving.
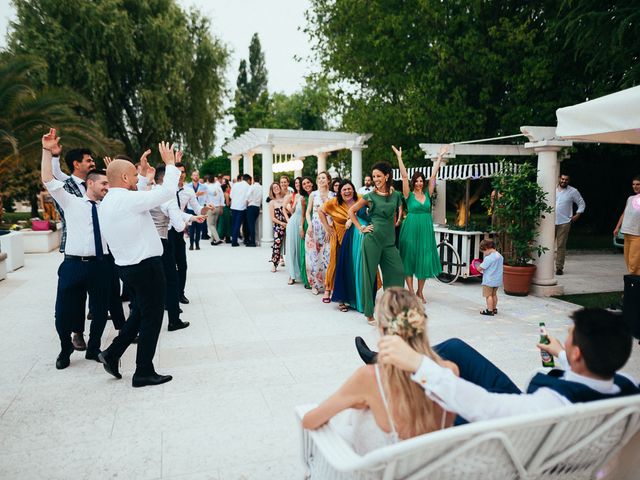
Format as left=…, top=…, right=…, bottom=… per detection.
left=0, top=247, right=638, bottom=479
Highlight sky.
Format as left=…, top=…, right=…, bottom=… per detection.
left=0, top=0, right=317, bottom=151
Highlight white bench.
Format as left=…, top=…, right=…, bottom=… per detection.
left=296, top=394, right=640, bottom=479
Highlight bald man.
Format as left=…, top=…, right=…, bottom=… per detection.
left=97, top=143, right=180, bottom=387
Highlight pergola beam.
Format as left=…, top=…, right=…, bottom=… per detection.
left=419, top=143, right=535, bottom=159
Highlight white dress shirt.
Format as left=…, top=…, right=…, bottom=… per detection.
left=410, top=350, right=624, bottom=422
left=207, top=182, right=225, bottom=208
left=246, top=182, right=262, bottom=207
left=51, top=156, right=70, bottom=183
left=44, top=179, right=108, bottom=256
left=98, top=165, right=180, bottom=266
left=555, top=185, right=586, bottom=225
left=185, top=181, right=206, bottom=206
left=230, top=180, right=250, bottom=210
left=177, top=187, right=204, bottom=214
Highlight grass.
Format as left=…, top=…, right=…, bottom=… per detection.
left=553, top=291, right=623, bottom=309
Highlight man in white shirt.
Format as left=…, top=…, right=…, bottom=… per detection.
left=184, top=169, right=207, bottom=249
left=357, top=175, right=374, bottom=194
left=230, top=174, right=251, bottom=247
left=41, top=129, right=111, bottom=370
left=205, top=175, right=224, bottom=245
left=376, top=308, right=638, bottom=424
left=555, top=174, right=586, bottom=275
left=246, top=176, right=261, bottom=247
left=97, top=141, right=179, bottom=388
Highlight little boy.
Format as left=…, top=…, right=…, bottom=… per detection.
left=477, top=238, right=503, bottom=316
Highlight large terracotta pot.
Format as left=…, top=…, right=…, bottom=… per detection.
left=503, top=264, right=536, bottom=296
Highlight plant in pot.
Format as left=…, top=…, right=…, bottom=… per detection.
left=482, top=161, right=552, bottom=296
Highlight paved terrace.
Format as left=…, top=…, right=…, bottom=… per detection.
left=0, top=247, right=638, bottom=479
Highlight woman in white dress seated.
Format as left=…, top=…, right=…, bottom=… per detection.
left=302, top=288, right=459, bottom=454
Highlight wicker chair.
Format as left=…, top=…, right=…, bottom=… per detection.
left=295, top=394, right=640, bottom=480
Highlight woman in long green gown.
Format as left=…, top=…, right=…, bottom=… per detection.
left=217, top=183, right=232, bottom=242
left=395, top=145, right=447, bottom=303
left=348, top=160, right=405, bottom=324
left=298, top=176, right=315, bottom=289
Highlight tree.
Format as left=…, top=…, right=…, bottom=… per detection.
left=0, top=55, right=113, bottom=218
left=230, top=33, right=271, bottom=135
left=8, top=0, right=228, bottom=162
left=266, top=77, right=331, bottom=131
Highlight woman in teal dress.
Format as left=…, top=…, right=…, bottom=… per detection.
left=298, top=176, right=315, bottom=289
left=394, top=145, right=447, bottom=303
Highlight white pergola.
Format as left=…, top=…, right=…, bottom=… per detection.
left=222, top=128, right=372, bottom=243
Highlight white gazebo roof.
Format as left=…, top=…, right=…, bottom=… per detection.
left=556, top=86, right=640, bottom=144
left=222, top=128, right=372, bottom=158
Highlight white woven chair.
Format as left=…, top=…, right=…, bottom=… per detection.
left=295, top=394, right=640, bottom=480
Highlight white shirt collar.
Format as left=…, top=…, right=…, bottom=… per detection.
left=71, top=174, right=85, bottom=185
left=563, top=370, right=618, bottom=394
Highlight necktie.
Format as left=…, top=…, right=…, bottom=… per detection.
left=176, top=189, right=182, bottom=210
left=89, top=200, right=104, bottom=259
left=81, top=181, right=87, bottom=191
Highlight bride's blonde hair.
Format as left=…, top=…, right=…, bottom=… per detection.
left=374, top=287, right=442, bottom=439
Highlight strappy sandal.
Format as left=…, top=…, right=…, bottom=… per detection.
left=322, top=296, right=331, bottom=303
left=493, top=308, right=498, bottom=314
left=480, top=309, right=494, bottom=316
left=338, top=304, right=349, bottom=312
left=287, top=278, right=295, bottom=285
left=270, top=266, right=277, bottom=273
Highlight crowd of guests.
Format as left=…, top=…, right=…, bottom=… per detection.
left=265, top=146, right=447, bottom=324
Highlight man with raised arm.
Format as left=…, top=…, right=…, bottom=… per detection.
left=97, top=142, right=180, bottom=388
left=41, top=128, right=111, bottom=370
left=377, top=308, right=638, bottom=422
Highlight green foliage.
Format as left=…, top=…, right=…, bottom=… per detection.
left=304, top=0, right=628, bottom=173
left=0, top=55, right=112, bottom=219
left=266, top=77, right=331, bottom=131
left=231, top=33, right=270, bottom=136
left=8, top=0, right=228, bottom=161
left=199, top=155, right=232, bottom=178
left=482, top=161, right=553, bottom=266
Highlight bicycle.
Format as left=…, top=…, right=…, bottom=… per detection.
left=436, top=233, right=462, bottom=284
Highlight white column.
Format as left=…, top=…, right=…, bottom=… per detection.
left=230, top=156, right=240, bottom=180
left=351, top=146, right=363, bottom=188
left=532, top=145, right=562, bottom=287
left=294, top=169, right=302, bottom=178
left=243, top=152, right=254, bottom=177
left=260, top=144, right=274, bottom=244
left=317, top=152, right=328, bottom=174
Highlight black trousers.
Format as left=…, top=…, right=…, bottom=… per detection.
left=161, top=238, right=180, bottom=325
left=231, top=209, right=246, bottom=245
left=54, top=256, right=110, bottom=353
left=105, top=257, right=165, bottom=376
left=168, top=227, right=187, bottom=296
left=108, top=255, right=126, bottom=330
left=246, top=205, right=260, bottom=246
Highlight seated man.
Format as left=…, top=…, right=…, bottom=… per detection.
left=369, top=308, right=638, bottom=422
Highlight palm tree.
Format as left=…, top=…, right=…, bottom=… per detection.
left=0, top=55, right=115, bottom=219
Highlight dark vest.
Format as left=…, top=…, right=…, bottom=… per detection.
left=526, top=369, right=640, bottom=403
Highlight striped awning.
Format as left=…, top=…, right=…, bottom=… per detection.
left=392, top=162, right=519, bottom=181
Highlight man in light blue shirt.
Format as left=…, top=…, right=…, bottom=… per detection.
left=555, top=174, right=586, bottom=275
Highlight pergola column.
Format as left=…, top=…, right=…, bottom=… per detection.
left=243, top=152, right=254, bottom=177
left=526, top=140, right=570, bottom=296
left=230, top=155, right=240, bottom=180
left=351, top=146, right=364, bottom=188
left=317, top=152, right=328, bottom=174
left=260, top=143, right=274, bottom=244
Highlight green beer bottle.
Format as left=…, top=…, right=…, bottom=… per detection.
left=539, top=322, right=555, bottom=368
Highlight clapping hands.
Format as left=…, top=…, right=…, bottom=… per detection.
left=159, top=142, right=177, bottom=166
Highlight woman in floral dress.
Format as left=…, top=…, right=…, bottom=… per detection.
left=305, top=171, right=334, bottom=294
left=269, top=182, right=289, bottom=272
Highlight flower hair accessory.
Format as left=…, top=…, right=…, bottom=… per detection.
left=386, top=308, right=425, bottom=337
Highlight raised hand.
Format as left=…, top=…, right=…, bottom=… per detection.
left=176, top=150, right=183, bottom=164
left=146, top=166, right=156, bottom=183
left=42, top=128, right=60, bottom=152
left=158, top=142, right=176, bottom=166
left=138, top=148, right=152, bottom=176
left=437, top=144, right=450, bottom=158
left=103, top=156, right=113, bottom=167
left=391, top=145, right=402, bottom=160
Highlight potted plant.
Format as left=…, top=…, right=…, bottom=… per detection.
left=483, top=161, right=552, bottom=296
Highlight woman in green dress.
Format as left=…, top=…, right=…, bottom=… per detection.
left=348, top=159, right=405, bottom=324
left=394, top=145, right=447, bottom=303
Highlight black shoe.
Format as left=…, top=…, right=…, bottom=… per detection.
left=189, top=245, right=194, bottom=251
left=87, top=312, right=93, bottom=320
left=98, top=352, right=122, bottom=379
left=245, top=243, right=256, bottom=247
left=196, top=245, right=200, bottom=250
left=179, top=295, right=190, bottom=304
left=214, top=240, right=223, bottom=245
left=202, top=235, right=210, bottom=240
left=55, top=350, right=72, bottom=370
left=556, top=269, right=563, bottom=275
left=231, top=243, right=239, bottom=247
left=225, top=238, right=232, bottom=244
left=355, top=336, right=378, bottom=365
left=85, top=349, right=102, bottom=362
left=168, top=320, right=190, bottom=331
left=131, top=335, right=139, bottom=344
left=132, top=373, right=173, bottom=388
